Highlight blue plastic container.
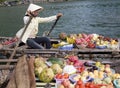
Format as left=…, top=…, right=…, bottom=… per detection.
left=96, top=45, right=107, bottom=49
left=113, top=79, right=120, bottom=88
left=59, top=44, right=73, bottom=50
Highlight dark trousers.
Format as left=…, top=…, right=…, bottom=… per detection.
left=26, top=37, right=51, bottom=49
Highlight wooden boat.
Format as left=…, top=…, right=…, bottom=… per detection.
left=0, top=36, right=120, bottom=59
left=0, top=52, right=120, bottom=88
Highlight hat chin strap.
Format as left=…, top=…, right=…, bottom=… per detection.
left=30, top=12, right=36, bottom=17
left=26, top=11, right=36, bottom=17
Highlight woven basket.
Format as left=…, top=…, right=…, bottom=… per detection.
left=75, top=44, right=87, bottom=49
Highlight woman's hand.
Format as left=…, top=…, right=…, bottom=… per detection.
left=57, top=13, right=63, bottom=18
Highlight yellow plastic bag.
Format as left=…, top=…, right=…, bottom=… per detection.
left=66, top=37, right=75, bottom=44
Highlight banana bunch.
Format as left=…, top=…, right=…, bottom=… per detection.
left=52, top=41, right=69, bottom=48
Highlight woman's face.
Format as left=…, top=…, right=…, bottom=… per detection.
left=31, top=10, right=40, bottom=17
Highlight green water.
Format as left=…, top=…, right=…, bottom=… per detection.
left=0, top=0, right=120, bottom=38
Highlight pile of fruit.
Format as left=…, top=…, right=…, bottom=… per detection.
left=34, top=56, right=63, bottom=83
left=1, top=37, right=18, bottom=45
left=52, top=32, right=119, bottom=50
left=34, top=55, right=120, bottom=88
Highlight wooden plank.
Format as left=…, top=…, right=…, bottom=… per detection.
left=36, top=82, right=55, bottom=86
left=0, top=65, right=14, bottom=70
left=1, top=48, right=120, bottom=53
left=36, top=82, right=55, bottom=88
left=0, top=59, right=18, bottom=63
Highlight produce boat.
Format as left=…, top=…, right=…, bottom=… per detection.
left=0, top=54, right=120, bottom=88
left=0, top=33, right=120, bottom=59
left=0, top=34, right=120, bottom=88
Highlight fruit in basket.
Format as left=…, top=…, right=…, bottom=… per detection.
left=34, top=57, right=47, bottom=68
left=75, top=38, right=88, bottom=45
left=81, top=33, right=88, bottom=39
left=110, top=39, right=118, bottom=45
left=94, top=78, right=102, bottom=84
left=92, top=33, right=99, bottom=40
left=47, top=57, right=64, bottom=68
left=105, top=64, right=110, bottom=68
left=89, top=72, right=95, bottom=78
left=51, top=64, right=62, bottom=74
left=59, top=32, right=67, bottom=40
left=98, top=71, right=104, bottom=79
left=67, top=55, right=84, bottom=67
left=94, top=70, right=99, bottom=75
left=77, top=33, right=82, bottom=38
left=55, top=73, right=69, bottom=79
left=58, top=84, right=65, bottom=88
left=39, top=68, right=54, bottom=83
left=95, top=61, right=101, bottom=67
left=80, top=76, right=86, bottom=82
left=35, top=67, right=43, bottom=76
left=69, top=84, right=74, bottom=88
left=112, top=73, right=120, bottom=79
left=87, top=42, right=95, bottom=48
left=67, top=55, right=78, bottom=62
left=103, top=77, right=112, bottom=84
left=76, top=66, right=85, bottom=73
left=74, top=60, right=84, bottom=67
left=52, top=44, right=60, bottom=48
left=61, top=80, right=70, bottom=88
left=69, top=34, right=77, bottom=39
left=73, top=74, right=81, bottom=81
left=99, top=65, right=105, bottom=71
left=81, top=71, right=89, bottom=77
left=63, top=65, right=77, bottom=74
left=105, top=67, right=111, bottom=73
left=66, top=37, right=75, bottom=44
left=75, top=79, right=85, bottom=88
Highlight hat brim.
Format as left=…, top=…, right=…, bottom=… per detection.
left=25, top=3, right=43, bottom=15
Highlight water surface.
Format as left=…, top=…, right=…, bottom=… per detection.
left=0, top=0, right=120, bottom=38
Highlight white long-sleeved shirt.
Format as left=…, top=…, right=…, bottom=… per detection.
left=16, top=15, right=57, bottom=43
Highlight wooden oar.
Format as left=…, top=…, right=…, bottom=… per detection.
left=7, top=16, right=33, bottom=65
left=46, top=16, right=61, bottom=36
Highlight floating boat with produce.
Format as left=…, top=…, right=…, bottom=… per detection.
left=0, top=54, right=120, bottom=88
left=0, top=33, right=120, bottom=59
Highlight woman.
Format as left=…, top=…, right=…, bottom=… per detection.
left=16, top=3, right=63, bottom=49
